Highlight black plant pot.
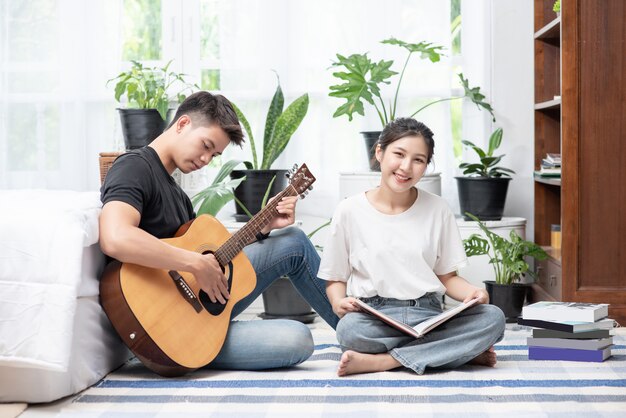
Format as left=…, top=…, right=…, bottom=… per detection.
left=118, top=108, right=172, bottom=150
left=230, top=169, right=288, bottom=222
left=360, top=131, right=381, bottom=171
left=484, top=280, right=528, bottom=322
left=258, top=277, right=317, bottom=323
left=456, top=177, right=511, bottom=221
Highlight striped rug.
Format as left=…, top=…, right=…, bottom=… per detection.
left=68, top=326, right=626, bottom=417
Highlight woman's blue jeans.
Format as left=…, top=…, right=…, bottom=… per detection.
left=336, top=293, right=506, bottom=374
left=207, top=227, right=339, bottom=370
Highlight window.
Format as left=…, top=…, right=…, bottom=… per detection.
left=451, top=0, right=463, bottom=159
left=1, top=0, right=490, bottom=213
left=199, top=0, right=221, bottom=90
left=122, top=0, right=162, bottom=61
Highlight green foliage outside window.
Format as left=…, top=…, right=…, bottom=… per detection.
left=122, top=0, right=162, bottom=61
left=200, top=0, right=220, bottom=61
left=451, top=0, right=463, bottom=159
left=201, top=69, right=221, bottom=91
left=451, top=0, right=462, bottom=55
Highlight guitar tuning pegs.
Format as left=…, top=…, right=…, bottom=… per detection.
left=299, top=194, right=306, bottom=199
left=292, top=163, right=298, bottom=171
left=308, top=185, right=313, bottom=191
left=285, top=172, right=291, bottom=179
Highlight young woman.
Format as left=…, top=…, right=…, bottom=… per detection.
left=318, top=118, right=505, bottom=376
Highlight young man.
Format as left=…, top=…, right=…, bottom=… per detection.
left=100, top=91, right=338, bottom=370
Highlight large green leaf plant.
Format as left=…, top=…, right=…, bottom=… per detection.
left=462, top=212, right=548, bottom=285
left=107, top=60, right=198, bottom=120
left=328, top=38, right=494, bottom=127
left=231, top=74, right=309, bottom=170
left=191, top=159, right=246, bottom=216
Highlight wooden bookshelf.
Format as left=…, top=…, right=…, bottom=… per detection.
left=534, top=176, right=561, bottom=187
left=534, top=98, right=561, bottom=110
left=532, top=0, right=626, bottom=325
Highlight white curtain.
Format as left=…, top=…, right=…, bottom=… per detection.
left=216, top=0, right=465, bottom=217
left=1, top=0, right=490, bottom=219
left=0, top=0, right=123, bottom=191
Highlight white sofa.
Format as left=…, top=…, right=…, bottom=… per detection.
left=0, top=190, right=132, bottom=403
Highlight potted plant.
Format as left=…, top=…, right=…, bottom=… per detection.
left=456, top=127, right=515, bottom=221
left=191, top=159, right=246, bottom=216
left=107, top=60, right=198, bottom=150
left=229, top=73, right=309, bottom=221
left=328, top=38, right=494, bottom=170
left=259, top=219, right=331, bottom=324
left=463, top=212, right=548, bottom=321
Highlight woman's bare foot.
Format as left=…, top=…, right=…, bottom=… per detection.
left=468, top=346, right=497, bottom=367
left=337, top=351, right=401, bottom=376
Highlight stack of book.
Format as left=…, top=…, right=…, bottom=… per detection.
left=534, top=153, right=561, bottom=178
left=518, top=302, right=614, bottom=362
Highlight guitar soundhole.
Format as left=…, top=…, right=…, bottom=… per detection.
left=198, top=250, right=233, bottom=316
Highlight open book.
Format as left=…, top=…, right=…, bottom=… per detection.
left=354, top=297, right=480, bottom=339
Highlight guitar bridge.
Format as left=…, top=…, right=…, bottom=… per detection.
left=168, top=270, right=203, bottom=313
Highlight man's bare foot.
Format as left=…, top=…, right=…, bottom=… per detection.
left=337, top=351, right=401, bottom=376
left=468, top=346, right=497, bottom=367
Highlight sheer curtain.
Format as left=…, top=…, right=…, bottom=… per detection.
left=216, top=0, right=465, bottom=216
left=0, top=0, right=123, bottom=191
left=1, top=0, right=490, bottom=219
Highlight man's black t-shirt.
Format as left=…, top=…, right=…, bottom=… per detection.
left=100, top=146, right=195, bottom=238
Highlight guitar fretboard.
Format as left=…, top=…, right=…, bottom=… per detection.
left=213, top=185, right=299, bottom=266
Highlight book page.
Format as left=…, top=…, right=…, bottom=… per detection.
left=412, top=298, right=480, bottom=336
left=354, top=297, right=480, bottom=339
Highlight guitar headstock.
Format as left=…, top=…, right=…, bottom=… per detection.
left=287, top=163, right=316, bottom=198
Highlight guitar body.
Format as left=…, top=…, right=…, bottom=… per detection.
left=99, top=215, right=256, bottom=376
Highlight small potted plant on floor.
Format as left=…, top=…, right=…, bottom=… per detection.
left=328, top=38, right=494, bottom=170
left=456, top=127, right=515, bottom=220
left=463, top=212, right=548, bottom=321
left=229, top=73, right=309, bottom=221
left=107, top=60, right=198, bottom=150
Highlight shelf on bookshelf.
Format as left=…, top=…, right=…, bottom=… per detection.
left=534, top=98, right=561, bottom=110
left=534, top=16, right=561, bottom=40
left=534, top=176, right=561, bottom=186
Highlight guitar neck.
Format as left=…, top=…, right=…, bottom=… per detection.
left=214, top=185, right=299, bottom=266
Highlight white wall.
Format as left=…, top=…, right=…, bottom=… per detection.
left=489, top=1, right=535, bottom=239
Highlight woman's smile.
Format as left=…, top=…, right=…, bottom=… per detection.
left=393, top=171, right=412, bottom=184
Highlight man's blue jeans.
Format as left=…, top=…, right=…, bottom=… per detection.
left=336, top=293, right=505, bottom=374
left=208, top=227, right=338, bottom=370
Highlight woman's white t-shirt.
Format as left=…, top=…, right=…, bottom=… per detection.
left=318, top=189, right=468, bottom=299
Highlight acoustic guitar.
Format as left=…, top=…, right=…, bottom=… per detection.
left=99, top=164, right=316, bottom=376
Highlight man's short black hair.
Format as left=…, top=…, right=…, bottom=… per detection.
left=169, top=91, right=244, bottom=146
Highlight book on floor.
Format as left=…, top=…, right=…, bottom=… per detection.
left=354, top=297, right=480, bottom=339
left=522, top=301, right=609, bottom=323
left=517, top=317, right=616, bottom=333
left=532, top=328, right=612, bottom=339
left=527, top=336, right=613, bottom=351
left=528, top=345, right=612, bottom=362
